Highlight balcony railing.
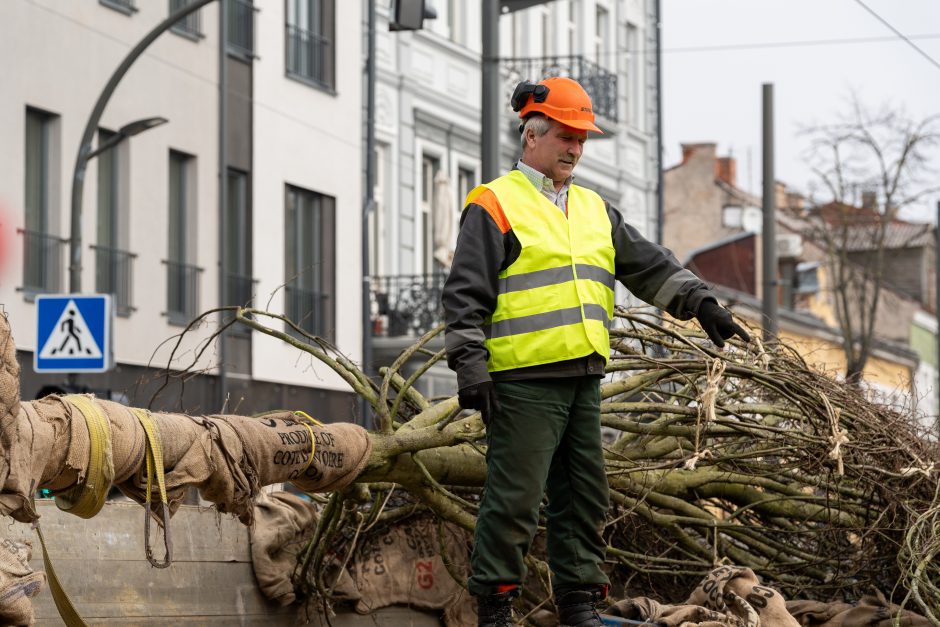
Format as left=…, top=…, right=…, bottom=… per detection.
left=170, top=0, right=202, bottom=37
left=286, top=24, right=332, bottom=88
left=92, top=245, right=136, bottom=316
left=18, top=229, right=67, bottom=295
left=165, top=260, right=203, bottom=323
left=503, top=55, right=618, bottom=124
left=285, top=285, right=329, bottom=338
left=370, top=273, right=447, bottom=338
left=226, top=0, right=256, bottom=59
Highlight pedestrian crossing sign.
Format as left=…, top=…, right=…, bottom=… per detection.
left=35, top=294, right=113, bottom=373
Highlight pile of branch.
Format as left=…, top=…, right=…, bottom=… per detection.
left=227, top=307, right=940, bottom=619
left=1, top=305, right=938, bottom=622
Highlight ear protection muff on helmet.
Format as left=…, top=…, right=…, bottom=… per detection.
left=511, top=81, right=550, bottom=113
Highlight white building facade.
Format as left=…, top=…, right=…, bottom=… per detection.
left=367, top=0, right=662, bottom=392
left=0, top=0, right=362, bottom=420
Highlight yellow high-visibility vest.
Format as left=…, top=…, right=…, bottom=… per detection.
left=467, top=170, right=615, bottom=372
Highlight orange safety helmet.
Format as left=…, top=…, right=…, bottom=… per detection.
left=511, top=76, right=602, bottom=134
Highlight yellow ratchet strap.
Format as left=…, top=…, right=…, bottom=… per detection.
left=55, top=395, right=114, bottom=519
left=33, top=519, right=88, bottom=627
left=130, top=408, right=173, bottom=568
left=293, top=410, right=324, bottom=474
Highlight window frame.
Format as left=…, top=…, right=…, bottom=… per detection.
left=169, top=0, right=204, bottom=41
left=284, top=183, right=336, bottom=341
left=284, top=0, right=336, bottom=92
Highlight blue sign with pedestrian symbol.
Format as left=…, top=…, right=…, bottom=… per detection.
left=35, top=294, right=113, bottom=373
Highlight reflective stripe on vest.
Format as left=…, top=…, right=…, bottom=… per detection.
left=472, top=170, right=615, bottom=372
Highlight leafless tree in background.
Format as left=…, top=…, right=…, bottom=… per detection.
left=797, top=95, right=939, bottom=383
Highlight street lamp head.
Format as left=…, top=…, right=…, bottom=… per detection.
left=118, top=116, right=168, bottom=138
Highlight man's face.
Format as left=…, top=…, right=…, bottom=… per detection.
left=525, top=120, right=588, bottom=186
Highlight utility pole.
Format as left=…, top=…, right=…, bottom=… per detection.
left=361, top=0, right=377, bottom=428
left=761, top=83, right=778, bottom=341
left=935, top=200, right=939, bottom=434
left=481, top=0, right=501, bottom=182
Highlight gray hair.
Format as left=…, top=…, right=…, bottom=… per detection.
left=520, top=115, right=552, bottom=150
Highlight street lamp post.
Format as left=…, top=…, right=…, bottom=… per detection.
left=70, top=116, right=169, bottom=288
left=68, top=0, right=214, bottom=294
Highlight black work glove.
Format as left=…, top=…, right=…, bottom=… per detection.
left=458, top=381, right=502, bottom=425
left=695, top=300, right=751, bottom=348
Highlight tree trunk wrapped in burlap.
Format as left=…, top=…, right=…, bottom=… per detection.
left=0, top=313, right=371, bottom=526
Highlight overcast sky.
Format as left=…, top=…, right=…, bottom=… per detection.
left=661, top=0, right=940, bottom=221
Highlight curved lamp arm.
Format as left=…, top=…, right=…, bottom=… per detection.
left=69, top=0, right=217, bottom=292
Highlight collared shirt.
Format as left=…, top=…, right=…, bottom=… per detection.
left=515, top=159, right=572, bottom=214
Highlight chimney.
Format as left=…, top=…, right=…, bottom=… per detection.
left=861, top=190, right=878, bottom=211
left=681, top=142, right=717, bottom=165
left=715, top=157, right=737, bottom=187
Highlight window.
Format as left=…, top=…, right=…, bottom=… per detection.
left=540, top=6, right=554, bottom=57
left=167, top=151, right=201, bottom=323
left=170, top=0, right=203, bottom=38
left=421, top=155, right=440, bottom=274
left=286, top=0, right=335, bottom=89
left=100, top=0, right=137, bottom=15
left=225, top=168, right=253, bottom=309
left=226, top=0, right=256, bottom=59
left=94, top=128, right=135, bottom=316
left=567, top=0, right=579, bottom=55
left=369, top=143, right=389, bottom=276
left=447, top=0, right=466, bottom=46
left=457, top=166, right=475, bottom=209
left=285, top=185, right=335, bottom=340
left=595, top=5, right=609, bottom=67
left=626, top=23, right=641, bottom=127
left=23, top=107, right=63, bottom=294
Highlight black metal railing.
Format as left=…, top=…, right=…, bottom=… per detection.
left=502, top=55, right=618, bottom=123
left=170, top=0, right=202, bottom=36
left=226, top=0, right=255, bottom=58
left=92, top=245, right=137, bottom=316
left=285, top=285, right=329, bottom=337
left=370, top=273, right=448, bottom=338
left=18, top=229, right=67, bottom=294
left=165, top=260, right=203, bottom=323
left=286, top=24, right=332, bottom=88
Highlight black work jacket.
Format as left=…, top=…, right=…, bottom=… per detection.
left=442, top=189, right=716, bottom=391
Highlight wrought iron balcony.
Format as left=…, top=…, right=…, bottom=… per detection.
left=370, top=273, right=447, bottom=339
left=92, top=244, right=137, bottom=316
left=18, top=229, right=67, bottom=295
left=503, top=55, right=618, bottom=124
left=164, top=260, right=203, bottom=324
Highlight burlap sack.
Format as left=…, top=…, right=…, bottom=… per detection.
left=0, top=314, right=38, bottom=524
left=346, top=515, right=475, bottom=626
left=607, top=565, right=799, bottom=627
left=0, top=538, right=44, bottom=626
left=251, top=491, right=333, bottom=606
left=786, top=590, right=932, bottom=626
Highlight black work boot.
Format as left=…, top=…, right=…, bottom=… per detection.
left=557, top=588, right=604, bottom=627
left=477, top=590, right=516, bottom=627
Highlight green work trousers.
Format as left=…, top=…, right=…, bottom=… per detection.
left=467, top=376, right=610, bottom=596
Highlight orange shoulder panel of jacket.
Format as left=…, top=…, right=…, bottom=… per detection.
left=466, top=187, right=510, bottom=234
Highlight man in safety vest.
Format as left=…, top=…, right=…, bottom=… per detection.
left=442, top=76, right=750, bottom=627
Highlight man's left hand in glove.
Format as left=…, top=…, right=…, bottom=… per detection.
left=696, top=300, right=750, bottom=348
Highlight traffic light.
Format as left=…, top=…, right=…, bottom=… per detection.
left=389, top=0, right=437, bottom=31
